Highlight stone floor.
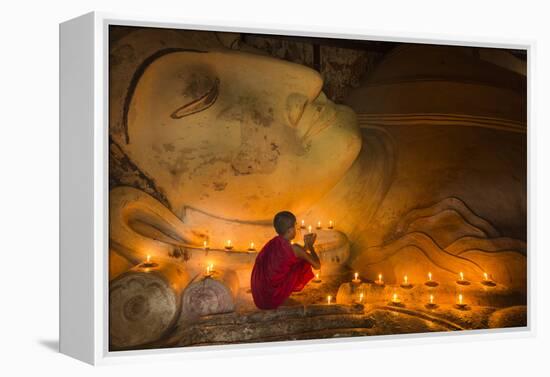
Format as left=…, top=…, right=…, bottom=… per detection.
left=151, top=271, right=527, bottom=349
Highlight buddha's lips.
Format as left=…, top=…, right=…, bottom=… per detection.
left=300, top=95, right=338, bottom=143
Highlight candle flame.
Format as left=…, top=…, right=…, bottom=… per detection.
left=316, top=272, right=319, bottom=279
left=428, top=272, right=432, bottom=281
left=392, top=293, right=398, bottom=302
left=329, top=220, right=334, bottom=228
left=484, top=272, right=489, bottom=281
left=378, top=273, right=383, bottom=283
left=250, top=242, right=255, bottom=249
left=308, top=225, right=312, bottom=233
left=301, top=220, right=305, bottom=226
left=359, top=293, right=364, bottom=302
left=226, top=240, right=232, bottom=247
left=203, top=240, right=208, bottom=248
left=459, top=272, right=464, bottom=281
left=146, top=255, right=151, bottom=263
left=404, top=275, right=408, bottom=284
left=327, top=295, right=332, bottom=305
left=317, top=220, right=321, bottom=228
left=458, top=294, right=463, bottom=305
left=354, top=272, right=359, bottom=280
left=429, top=294, right=434, bottom=304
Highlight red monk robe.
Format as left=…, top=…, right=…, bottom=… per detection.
left=251, top=235, right=314, bottom=309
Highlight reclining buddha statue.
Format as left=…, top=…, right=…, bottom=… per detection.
left=109, top=28, right=526, bottom=294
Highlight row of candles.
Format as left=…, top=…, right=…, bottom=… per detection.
left=199, top=220, right=335, bottom=252
left=324, top=270, right=496, bottom=309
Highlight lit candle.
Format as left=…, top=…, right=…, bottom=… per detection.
left=301, top=219, right=305, bottom=229
left=352, top=272, right=361, bottom=284
left=316, top=221, right=322, bottom=229
left=481, top=272, right=497, bottom=287
left=248, top=242, right=255, bottom=251
left=146, top=255, right=151, bottom=263
left=313, top=271, right=321, bottom=283
left=425, top=271, right=439, bottom=287
left=375, top=273, right=384, bottom=285
left=429, top=294, right=434, bottom=304
left=308, top=225, right=312, bottom=234
left=359, top=292, right=364, bottom=303
left=456, top=293, right=467, bottom=309
left=328, top=220, right=334, bottom=229
left=457, top=271, right=470, bottom=285
left=327, top=295, right=332, bottom=305
left=206, top=263, right=214, bottom=275
left=391, top=292, right=401, bottom=305
left=203, top=240, right=208, bottom=250
left=401, top=274, right=412, bottom=288
left=225, top=240, right=233, bottom=250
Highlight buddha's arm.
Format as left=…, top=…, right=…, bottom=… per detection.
left=291, top=244, right=321, bottom=270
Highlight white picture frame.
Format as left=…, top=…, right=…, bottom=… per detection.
left=59, top=11, right=535, bottom=365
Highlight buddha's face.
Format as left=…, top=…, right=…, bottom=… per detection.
left=125, top=49, right=361, bottom=221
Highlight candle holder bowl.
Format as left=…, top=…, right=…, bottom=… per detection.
left=389, top=300, right=404, bottom=307
left=425, top=302, right=438, bottom=309
left=400, top=283, right=413, bottom=289
left=139, top=261, right=159, bottom=269
left=481, top=280, right=497, bottom=287
left=454, top=303, right=469, bottom=310
left=456, top=280, right=471, bottom=286
left=424, top=280, right=439, bottom=287
left=224, top=245, right=234, bottom=251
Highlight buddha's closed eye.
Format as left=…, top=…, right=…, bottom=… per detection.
left=170, top=77, right=220, bottom=119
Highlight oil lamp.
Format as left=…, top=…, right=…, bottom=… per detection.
left=225, top=240, right=233, bottom=250
left=425, top=271, right=439, bottom=287
left=313, top=271, right=321, bottom=283
left=375, top=273, right=384, bottom=286
left=352, top=272, right=361, bottom=285
left=139, top=254, right=158, bottom=269
left=400, top=274, right=412, bottom=288
left=205, top=263, right=215, bottom=276
left=455, top=293, right=468, bottom=310
left=425, top=294, right=438, bottom=309
left=481, top=272, right=497, bottom=287
left=316, top=221, right=322, bottom=230
left=308, top=225, right=313, bottom=234
left=456, top=271, right=470, bottom=285
left=328, top=220, right=334, bottom=229
left=390, top=292, right=401, bottom=306
left=248, top=242, right=256, bottom=251
left=300, top=219, right=306, bottom=229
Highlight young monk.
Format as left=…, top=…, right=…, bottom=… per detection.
left=251, top=211, right=321, bottom=310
